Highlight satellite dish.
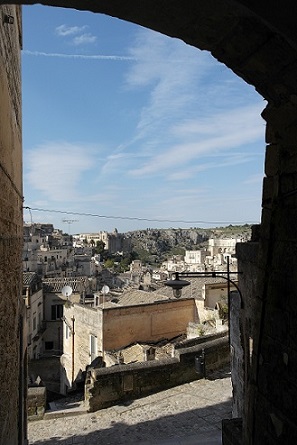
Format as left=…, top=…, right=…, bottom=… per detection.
left=101, top=285, right=110, bottom=295
left=61, top=285, right=73, bottom=298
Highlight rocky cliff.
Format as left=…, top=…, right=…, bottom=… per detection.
left=125, top=225, right=252, bottom=262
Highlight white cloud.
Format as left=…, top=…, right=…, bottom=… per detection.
left=124, top=30, right=211, bottom=142
left=243, top=173, right=264, bottom=185
left=55, top=24, right=96, bottom=46
left=166, top=155, right=255, bottom=181
left=100, top=151, right=149, bottom=175
left=128, top=104, right=265, bottom=178
left=55, top=24, right=87, bottom=37
left=22, top=50, right=135, bottom=61
left=113, top=28, right=266, bottom=186
left=73, top=33, right=97, bottom=46
left=25, top=141, right=96, bottom=201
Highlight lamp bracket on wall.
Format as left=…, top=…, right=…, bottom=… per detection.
left=4, top=15, right=14, bottom=25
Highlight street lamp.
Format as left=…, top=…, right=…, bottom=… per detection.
left=164, top=259, right=243, bottom=377
left=164, top=261, right=243, bottom=346
left=164, top=274, right=190, bottom=298
left=164, top=271, right=243, bottom=308
left=164, top=268, right=243, bottom=307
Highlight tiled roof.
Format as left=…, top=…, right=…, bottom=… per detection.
left=102, top=289, right=170, bottom=308
left=43, top=277, right=86, bottom=293
left=23, top=272, right=38, bottom=286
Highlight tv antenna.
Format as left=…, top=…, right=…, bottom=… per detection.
left=62, top=219, right=78, bottom=234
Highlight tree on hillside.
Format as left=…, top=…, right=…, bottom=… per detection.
left=95, top=240, right=105, bottom=254
left=104, top=258, right=114, bottom=269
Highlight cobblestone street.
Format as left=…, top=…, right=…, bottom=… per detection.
left=28, top=368, right=232, bottom=445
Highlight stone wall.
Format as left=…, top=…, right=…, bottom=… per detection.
left=27, top=387, right=46, bottom=421
left=62, top=304, right=103, bottom=393
left=62, top=299, right=197, bottom=392
left=29, top=356, right=61, bottom=394
left=0, top=5, right=24, bottom=445
left=245, top=103, right=297, bottom=443
left=103, top=298, right=197, bottom=350
left=232, top=238, right=260, bottom=421
left=85, top=335, right=229, bottom=412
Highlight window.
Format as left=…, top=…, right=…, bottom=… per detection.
left=33, top=313, right=36, bottom=331
left=65, top=324, right=70, bottom=340
left=45, top=341, right=54, bottom=350
left=90, top=334, right=97, bottom=363
left=51, top=304, right=63, bottom=321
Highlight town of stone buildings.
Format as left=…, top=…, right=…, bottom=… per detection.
left=2, top=3, right=297, bottom=445
left=23, top=222, right=240, bottom=397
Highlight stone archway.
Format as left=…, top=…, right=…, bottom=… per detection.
left=2, top=1, right=297, bottom=444
left=4, top=0, right=297, bottom=102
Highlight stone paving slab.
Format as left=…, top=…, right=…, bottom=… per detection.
left=28, top=368, right=232, bottom=445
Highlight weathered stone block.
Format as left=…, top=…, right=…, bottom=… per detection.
left=265, top=144, right=280, bottom=177
left=280, top=149, right=297, bottom=175
left=261, top=103, right=297, bottom=134
left=279, top=172, right=297, bottom=197
left=262, top=176, right=279, bottom=207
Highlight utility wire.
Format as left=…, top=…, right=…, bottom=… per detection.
left=23, top=206, right=258, bottom=226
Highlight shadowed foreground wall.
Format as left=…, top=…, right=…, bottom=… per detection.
left=0, top=5, right=24, bottom=445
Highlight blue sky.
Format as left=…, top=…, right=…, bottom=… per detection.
left=22, top=5, right=267, bottom=234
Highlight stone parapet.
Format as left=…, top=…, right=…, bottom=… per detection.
left=85, top=334, right=229, bottom=412
left=27, top=387, right=46, bottom=421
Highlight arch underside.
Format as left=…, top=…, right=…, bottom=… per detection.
left=2, top=0, right=297, bottom=104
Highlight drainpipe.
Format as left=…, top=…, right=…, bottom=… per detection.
left=71, top=316, right=75, bottom=387
left=227, top=256, right=231, bottom=346
left=19, top=312, right=28, bottom=444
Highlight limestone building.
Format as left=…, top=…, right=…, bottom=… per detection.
left=77, top=228, right=131, bottom=254
left=61, top=290, right=197, bottom=393
left=208, top=238, right=241, bottom=256
left=23, top=272, right=44, bottom=361
left=23, top=223, right=75, bottom=276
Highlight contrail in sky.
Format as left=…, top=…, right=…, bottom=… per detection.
left=23, top=50, right=136, bottom=61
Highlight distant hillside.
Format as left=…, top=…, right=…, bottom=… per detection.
left=125, top=225, right=252, bottom=264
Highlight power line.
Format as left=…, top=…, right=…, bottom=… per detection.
left=23, top=206, right=259, bottom=226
